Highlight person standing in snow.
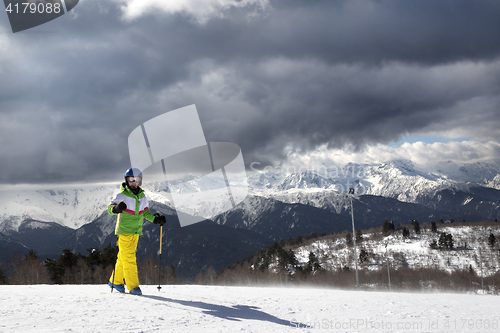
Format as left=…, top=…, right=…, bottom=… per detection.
left=107, top=167, right=166, bottom=295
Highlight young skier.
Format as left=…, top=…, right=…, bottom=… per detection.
left=107, top=167, right=166, bottom=295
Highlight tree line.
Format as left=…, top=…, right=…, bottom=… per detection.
left=0, top=245, right=181, bottom=285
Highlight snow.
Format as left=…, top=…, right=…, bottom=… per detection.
left=292, top=224, right=500, bottom=278
left=1, top=284, right=498, bottom=332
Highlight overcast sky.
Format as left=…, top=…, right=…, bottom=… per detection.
left=1, top=0, right=500, bottom=184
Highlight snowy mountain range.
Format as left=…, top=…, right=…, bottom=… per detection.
left=1, top=158, right=500, bottom=279
left=1, top=158, right=499, bottom=232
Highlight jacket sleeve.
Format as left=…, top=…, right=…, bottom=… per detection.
left=107, top=205, right=117, bottom=216
left=143, top=208, right=156, bottom=223
left=107, top=193, right=125, bottom=216
left=141, top=196, right=156, bottom=222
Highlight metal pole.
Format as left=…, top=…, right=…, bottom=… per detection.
left=349, top=188, right=359, bottom=289
left=490, top=249, right=495, bottom=292
left=480, top=248, right=484, bottom=293
left=385, top=243, right=391, bottom=291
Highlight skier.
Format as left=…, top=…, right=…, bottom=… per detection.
left=107, top=167, right=166, bottom=295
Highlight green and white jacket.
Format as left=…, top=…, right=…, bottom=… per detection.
left=107, top=183, right=156, bottom=235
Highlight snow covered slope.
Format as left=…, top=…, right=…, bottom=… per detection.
left=292, top=224, right=500, bottom=278
left=1, top=284, right=498, bottom=333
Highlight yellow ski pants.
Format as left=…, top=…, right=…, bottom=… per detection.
left=109, top=234, right=140, bottom=291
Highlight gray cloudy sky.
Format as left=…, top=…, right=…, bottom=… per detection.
left=1, top=0, right=500, bottom=184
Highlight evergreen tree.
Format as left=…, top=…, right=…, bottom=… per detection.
left=429, top=239, right=438, bottom=250
left=84, top=247, right=102, bottom=270
left=411, top=220, right=420, bottom=235
left=438, top=233, right=447, bottom=249
left=45, top=248, right=79, bottom=284
left=431, top=221, right=437, bottom=233
left=438, top=218, right=444, bottom=224
left=356, top=229, right=363, bottom=242
left=307, top=251, right=321, bottom=272
left=100, top=243, right=118, bottom=268
left=0, top=266, right=7, bottom=284
left=445, top=233, right=454, bottom=249
left=45, top=258, right=64, bottom=284
left=170, top=265, right=177, bottom=279
left=359, top=249, right=369, bottom=264
left=277, top=246, right=298, bottom=274
left=59, top=249, right=78, bottom=269
left=260, top=254, right=270, bottom=272
left=402, top=227, right=410, bottom=238
left=489, top=233, right=496, bottom=248
left=345, top=233, right=353, bottom=245
left=288, top=250, right=299, bottom=268
left=25, top=249, right=38, bottom=261
left=382, top=220, right=395, bottom=234
left=288, top=235, right=303, bottom=246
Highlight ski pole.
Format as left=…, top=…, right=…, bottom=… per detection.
left=110, top=211, right=123, bottom=293
left=157, top=224, right=163, bottom=291
left=110, top=236, right=119, bottom=293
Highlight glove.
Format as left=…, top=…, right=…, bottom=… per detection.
left=112, top=202, right=127, bottom=214
left=153, top=214, right=166, bottom=226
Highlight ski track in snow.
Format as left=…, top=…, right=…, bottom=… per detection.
left=1, top=285, right=499, bottom=333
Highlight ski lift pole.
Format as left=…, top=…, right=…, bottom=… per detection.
left=385, top=243, right=391, bottom=291
left=349, top=188, right=359, bottom=289
left=480, top=248, right=484, bottom=293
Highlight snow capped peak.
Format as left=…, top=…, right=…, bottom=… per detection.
left=382, top=159, right=416, bottom=173
left=426, top=158, right=500, bottom=185
left=273, top=171, right=334, bottom=191
left=487, top=174, right=500, bottom=190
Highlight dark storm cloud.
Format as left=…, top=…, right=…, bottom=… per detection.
left=1, top=0, right=500, bottom=184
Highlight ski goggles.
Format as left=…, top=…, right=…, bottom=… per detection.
left=126, top=176, right=142, bottom=183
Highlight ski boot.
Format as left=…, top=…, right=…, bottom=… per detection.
left=130, top=287, right=142, bottom=295
left=108, top=281, right=125, bottom=293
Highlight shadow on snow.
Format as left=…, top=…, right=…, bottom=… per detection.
left=142, top=294, right=303, bottom=328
